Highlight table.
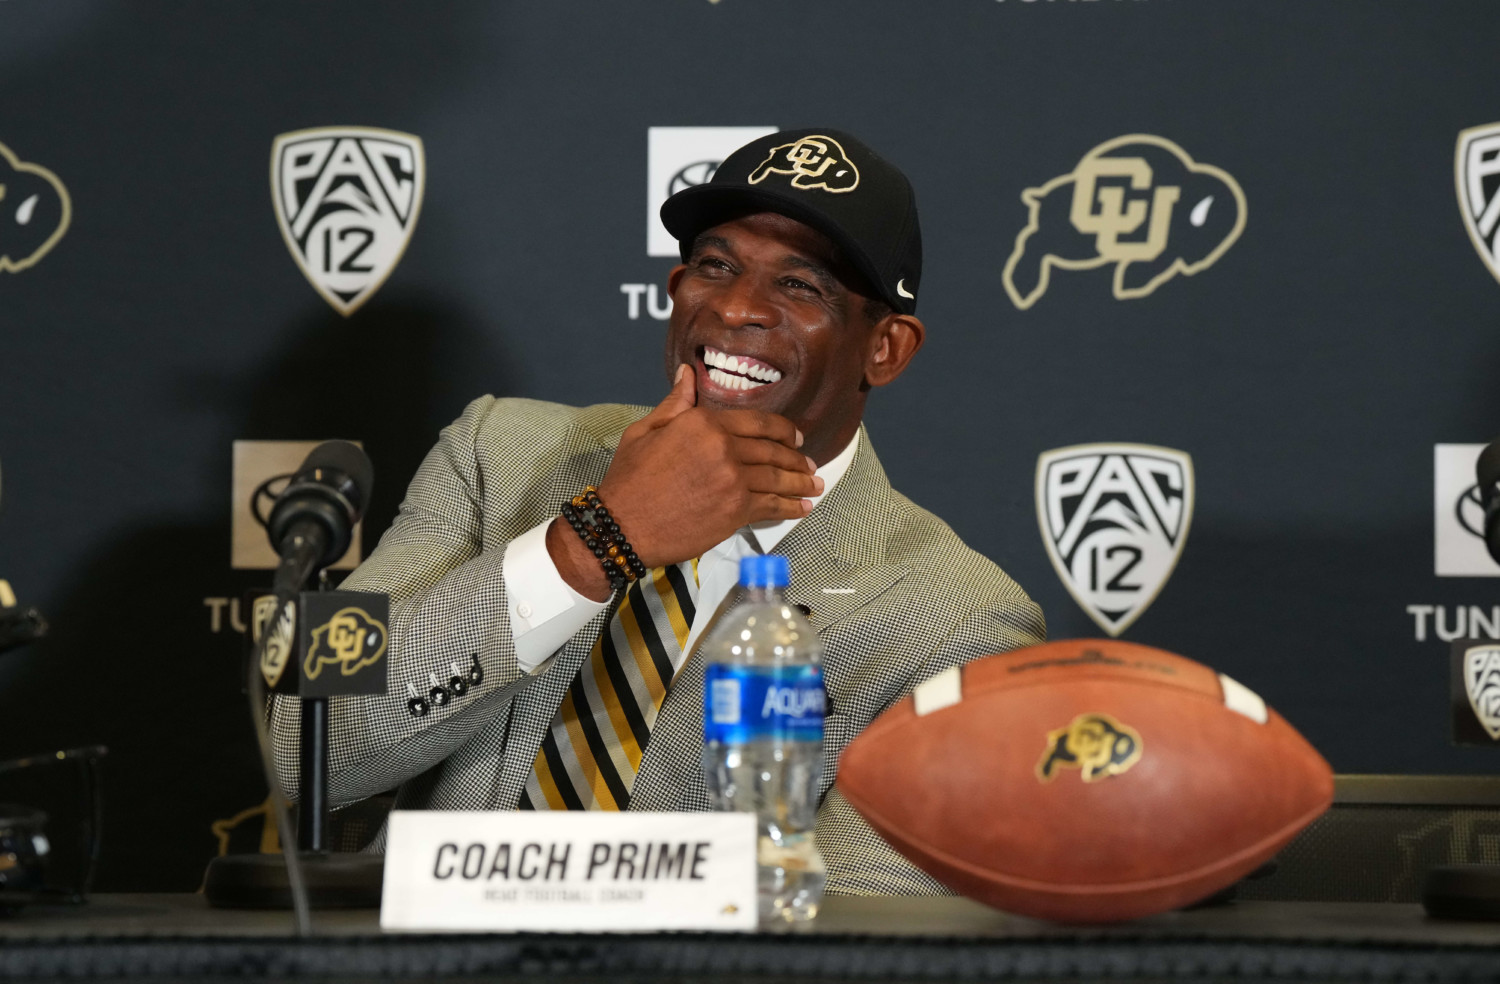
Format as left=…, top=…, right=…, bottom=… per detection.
left=3, top=894, right=1500, bottom=981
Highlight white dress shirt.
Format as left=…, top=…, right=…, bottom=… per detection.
left=503, top=432, right=861, bottom=674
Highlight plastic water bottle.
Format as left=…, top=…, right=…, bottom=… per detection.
left=702, top=554, right=827, bottom=924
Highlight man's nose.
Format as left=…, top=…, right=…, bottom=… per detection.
left=714, top=273, right=776, bottom=329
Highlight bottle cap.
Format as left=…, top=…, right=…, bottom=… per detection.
left=739, top=554, right=790, bottom=589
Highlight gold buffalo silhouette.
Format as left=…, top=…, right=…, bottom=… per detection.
left=748, top=135, right=860, bottom=193
left=0, top=141, right=71, bottom=273
left=304, top=607, right=387, bottom=680
left=1003, top=135, right=1246, bottom=309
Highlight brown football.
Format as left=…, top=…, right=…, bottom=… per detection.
left=837, top=639, right=1333, bottom=923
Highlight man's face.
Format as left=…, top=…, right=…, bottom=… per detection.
left=664, top=211, right=882, bottom=463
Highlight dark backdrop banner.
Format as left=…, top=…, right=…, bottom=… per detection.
left=3, top=0, right=1499, bottom=890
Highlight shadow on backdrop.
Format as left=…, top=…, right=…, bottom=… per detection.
left=0, top=297, right=510, bottom=890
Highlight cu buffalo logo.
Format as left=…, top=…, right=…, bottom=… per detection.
left=749, top=135, right=860, bottom=193
left=1004, top=135, right=1246, bottom=309
left=1037, top=712, right=1143, bottom=783
left=304, top=606, right=388, bottom=681
left=0, top=141, right=71, bottom=273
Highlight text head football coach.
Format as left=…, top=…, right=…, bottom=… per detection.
left=270, top=128, right=1046, bottom=895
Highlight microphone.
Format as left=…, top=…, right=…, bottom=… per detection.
left=267, top=441, right=373, bottom=596
left=1477, top=438, right=1500, bottom=565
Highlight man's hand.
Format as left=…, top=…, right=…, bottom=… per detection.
left=547, top=366, right=821, bottom=600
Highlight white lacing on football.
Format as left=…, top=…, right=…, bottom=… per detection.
left=913, top=665, right=963, bottom=717
left=1218, top=673, right=1268, bottom=724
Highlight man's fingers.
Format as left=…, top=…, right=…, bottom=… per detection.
left=742, top=465, right=824, bottom=499
left=715, top=409, right=803, bottom=449
left=640, top=363, right=697, bottom=428
left=745, top=492, right=815, bottom=524
left=733, top=436, right=817, bottom=474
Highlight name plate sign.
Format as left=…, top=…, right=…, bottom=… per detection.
left=380, top=810, right=757, bottom=932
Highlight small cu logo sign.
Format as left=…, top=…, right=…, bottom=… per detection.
left=1037, top=712, right=1143, bottom=783
left=304, top=607, right=387, bottom=680
left=748, top=135, right=859, bottom=193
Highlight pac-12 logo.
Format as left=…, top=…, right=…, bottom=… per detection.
left=1036, top=443, right=1194, bottom=636
left=1457, top=122, right=1500, bottom=289
left=271, top=126, right=425, bottom=316
left=1004, top=135, right=1246, bottom=309
left=1464, top=645, right=1500, bottom=740
left=250, top=594, right=296, bottom=689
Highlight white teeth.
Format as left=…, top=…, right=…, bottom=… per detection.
left=703, top=347, right=781, bottom=388
left=708, top=367, right=766, bottom=391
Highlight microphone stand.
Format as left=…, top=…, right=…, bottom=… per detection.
left=203, top=570, right=387, bottom=913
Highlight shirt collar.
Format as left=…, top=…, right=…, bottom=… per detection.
left=746, top=428, right=861, bottom=554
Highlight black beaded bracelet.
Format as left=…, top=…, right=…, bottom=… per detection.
left=562, top=486, right=646, bottom=588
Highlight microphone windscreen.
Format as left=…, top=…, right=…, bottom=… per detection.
left=1478, top=439, right=1500, bottom=504
left=297, top=440, right=374, bottom=515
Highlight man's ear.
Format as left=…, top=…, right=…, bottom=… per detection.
left=667, top=264, right=687, bottom=298
left=865, top=313, right=926, bottom=388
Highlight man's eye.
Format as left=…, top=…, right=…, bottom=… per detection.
left=783, top=277, right=818, bottom=293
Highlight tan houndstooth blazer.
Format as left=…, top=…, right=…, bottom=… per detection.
left=270, top=397, right=1045, bottom=895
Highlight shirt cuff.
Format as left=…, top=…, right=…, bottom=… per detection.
left=503, top=518, right=611, bottom=673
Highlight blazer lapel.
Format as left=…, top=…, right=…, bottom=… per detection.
left=778, top=427, right=910, bottom=632
left=629, top=427, right=908, bottom=811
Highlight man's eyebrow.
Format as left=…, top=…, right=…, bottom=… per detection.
left=781, top=254, right=840, bottom=294
left=688, top=233, right=731, bottom=258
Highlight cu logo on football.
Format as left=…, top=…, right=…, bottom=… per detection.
left=1036, top=712, right=1143, bottom=784
left=1036, top=443, right=1194, bottom=636
left=1004, top=135, right=1246, bottom=309
left=270, top=126, right=425, bottom=316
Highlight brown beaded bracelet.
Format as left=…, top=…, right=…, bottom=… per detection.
left=561, top=486, right=647, bottom=589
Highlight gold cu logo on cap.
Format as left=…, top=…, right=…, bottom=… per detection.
left=749, top=135, right=860, bottom=193
left=304, top=606, right=387, bottom=680
left=1036, top=712, right=1143, bottom=783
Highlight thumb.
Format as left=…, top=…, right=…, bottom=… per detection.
left=643, top=363, right=696, bottom=427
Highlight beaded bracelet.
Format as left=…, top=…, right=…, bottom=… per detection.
left=561, top=485, right=647, bottom=590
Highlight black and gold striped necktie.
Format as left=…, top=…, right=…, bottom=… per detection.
left=520, top=560, right=699, bottom=811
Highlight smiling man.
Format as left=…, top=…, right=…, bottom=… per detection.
left=272, top=129, right=1044, bottom=895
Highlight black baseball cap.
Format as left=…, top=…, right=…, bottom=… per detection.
left=659, top=128, right=923, bottom=315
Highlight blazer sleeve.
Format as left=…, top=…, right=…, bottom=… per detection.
left=270, top=396, right=540, bottom=807
left=818, top=597, right=1047, bottom=897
